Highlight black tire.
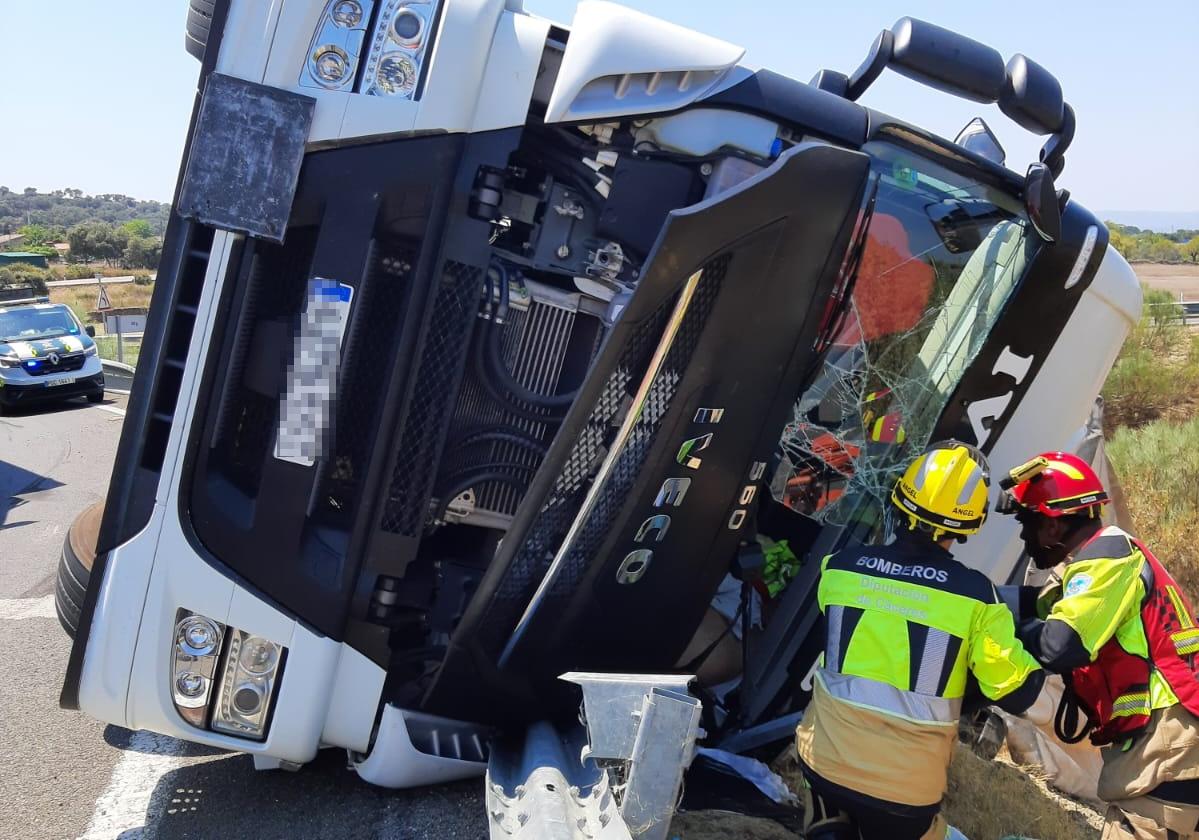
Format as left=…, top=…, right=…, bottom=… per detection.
left=55, top=502, right=103, bottom=639
left=185, top=0, right=217, bottom=61
left=87, top=391, right=104, bottom=404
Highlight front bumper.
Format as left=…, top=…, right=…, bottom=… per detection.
left=79, top=500, right=386, bottom=765
left=0, top=357, right=104, bottom=406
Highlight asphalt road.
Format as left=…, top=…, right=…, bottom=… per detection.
left=0, top=395, right=487, bottom=840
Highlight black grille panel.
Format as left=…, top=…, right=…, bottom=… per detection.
left=381, top=262, right=483, bottom=536
left=543, top=255, right=728, bottom=600
left=489, top=297, right=675, bottom=606
left=26, top=353, right=86, bottom=376
left=210, top=228, right=317, bottom=496
left=317, top=240, right=417, bottom=523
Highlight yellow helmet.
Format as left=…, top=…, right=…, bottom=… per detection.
left=891, top=441, right=991, bottom=540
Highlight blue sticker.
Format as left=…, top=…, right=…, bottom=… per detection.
left=1065, top=574, right=1093, bottom=598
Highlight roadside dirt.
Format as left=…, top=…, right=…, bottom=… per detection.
left=1134, top=263, right=1199, bottom=298
left=669, top=810, right=796, bottom=839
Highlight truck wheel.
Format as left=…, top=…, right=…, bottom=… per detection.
left=55, top=501, right=103, bottom=639
left=185, top=0, right=217, bottom=61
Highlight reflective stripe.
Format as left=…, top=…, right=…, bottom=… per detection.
left=913, top=453, right=938, bottom=491
left=955, top=465, right=985, bottom=506
left=913, top=627, right=951, bottom=695
left=816, top=668, right=961, bottom=726
left=1167, top=586, right=1195, bottom=630
left=1173, top=628, right=1199, bottom=656
left=1111, top=692, right=1151, bottom=719
left=826, top=605, right=844, bottom=671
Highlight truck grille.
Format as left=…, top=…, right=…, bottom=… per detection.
left=380, top=262, right=484, bottom=536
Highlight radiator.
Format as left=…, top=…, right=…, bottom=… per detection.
left=443, top=279, right=597, bottom=529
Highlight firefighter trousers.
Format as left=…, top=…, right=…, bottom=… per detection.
left=1101, top=797, right=1199, bottom=840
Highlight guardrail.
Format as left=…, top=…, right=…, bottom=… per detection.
left=1144, top=300, right=1199, bottom=326
left=101, top=359, right=136, bottom=394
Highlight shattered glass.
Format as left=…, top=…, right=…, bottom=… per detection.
left=773, top=141, right=1040, bottom=541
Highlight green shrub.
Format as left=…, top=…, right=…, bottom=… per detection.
left=1109, top=416, right=1199, bottom=597
left=61, top=264, right=98, bottom=280
left=133, top=273, right=153, bottom=286
left=0, top=264, right=50, bottom=294
left=1102, top=285, right=1198, bottom=429
left=1103, top=348, right=1194, bottom=429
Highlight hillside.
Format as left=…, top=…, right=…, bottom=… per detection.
left=0, top=188, right=170, bottom=237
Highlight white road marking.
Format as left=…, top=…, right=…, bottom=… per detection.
left=80, top=731, right=187, bottom=840
left=0, top=595, right=56, bottom=620
left=92, top=404, right=126, bottom=417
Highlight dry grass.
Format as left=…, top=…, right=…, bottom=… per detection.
left=763, top=744, right=1101, bottom=840
left=1135, top=262, right=1199, bottom=300
left=49, top=282, right=154, bottom=326
left=91, top=335, right=142, bottom=367
left=943, top=745, right=1102, bottom=840
left=1107, top=415, right=1199, bottom=598
left=1102, top=286, right=1199, bottom=430
left=668, top=810, right=795, bottom=839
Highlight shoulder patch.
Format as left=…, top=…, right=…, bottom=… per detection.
left=1064, top=573, right=1093, bottom=598
left=1073, top=533, right=1134, bottom=564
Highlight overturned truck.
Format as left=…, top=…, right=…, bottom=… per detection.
left=59, top=0, right=1139, bottom=831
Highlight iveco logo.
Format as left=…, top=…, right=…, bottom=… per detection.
left=616, top=407, right=767, bottom=585
left=48, top=352, right=60, bottom=365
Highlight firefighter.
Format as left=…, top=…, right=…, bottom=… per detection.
left=999, top=452, right=1199, bottom=840
left=796, top=441, right=1046, bottom=840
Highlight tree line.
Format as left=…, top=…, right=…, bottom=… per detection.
left=0, top=187, right=169, bottom=236
left=1106, top=222, right=1199, bottom=264
left=8, top=219, right=162, bottom=269
left=1, top=188, right=168, bottom=270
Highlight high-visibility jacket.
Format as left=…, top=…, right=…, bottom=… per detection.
left=797, top=537, right=1044, bottom=808
left=1032, top=526, right=1199, bottom=746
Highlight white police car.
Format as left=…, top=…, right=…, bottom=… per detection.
left=0, top=300, right=105, bottom=413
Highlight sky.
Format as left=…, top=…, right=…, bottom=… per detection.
left=1, top=0, right=1195, bottom=223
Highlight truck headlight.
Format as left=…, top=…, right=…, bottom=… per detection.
left=84, top=344, right=98, bottom=357
left=170, top=610, right=285, bottom=741
left=211, top=629, right=284, bottom=740
left=363, top=0, right=441, bottom=100
left=171, top=612, right=224, bottom=728
left=300, top=0, right=376, bottom=91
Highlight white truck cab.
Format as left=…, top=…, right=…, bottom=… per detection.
left=60, top=0, right=1139, bottom=803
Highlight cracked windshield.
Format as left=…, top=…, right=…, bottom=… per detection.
left=773, top=140, right=1039, bottom=541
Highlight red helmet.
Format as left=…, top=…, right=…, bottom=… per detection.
left=1003, top=452, right=1110, bottom=518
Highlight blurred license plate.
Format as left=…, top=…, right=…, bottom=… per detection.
left=275, top=278, right=354, bottom=467
left=47, top=377, right=76, bottom=387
